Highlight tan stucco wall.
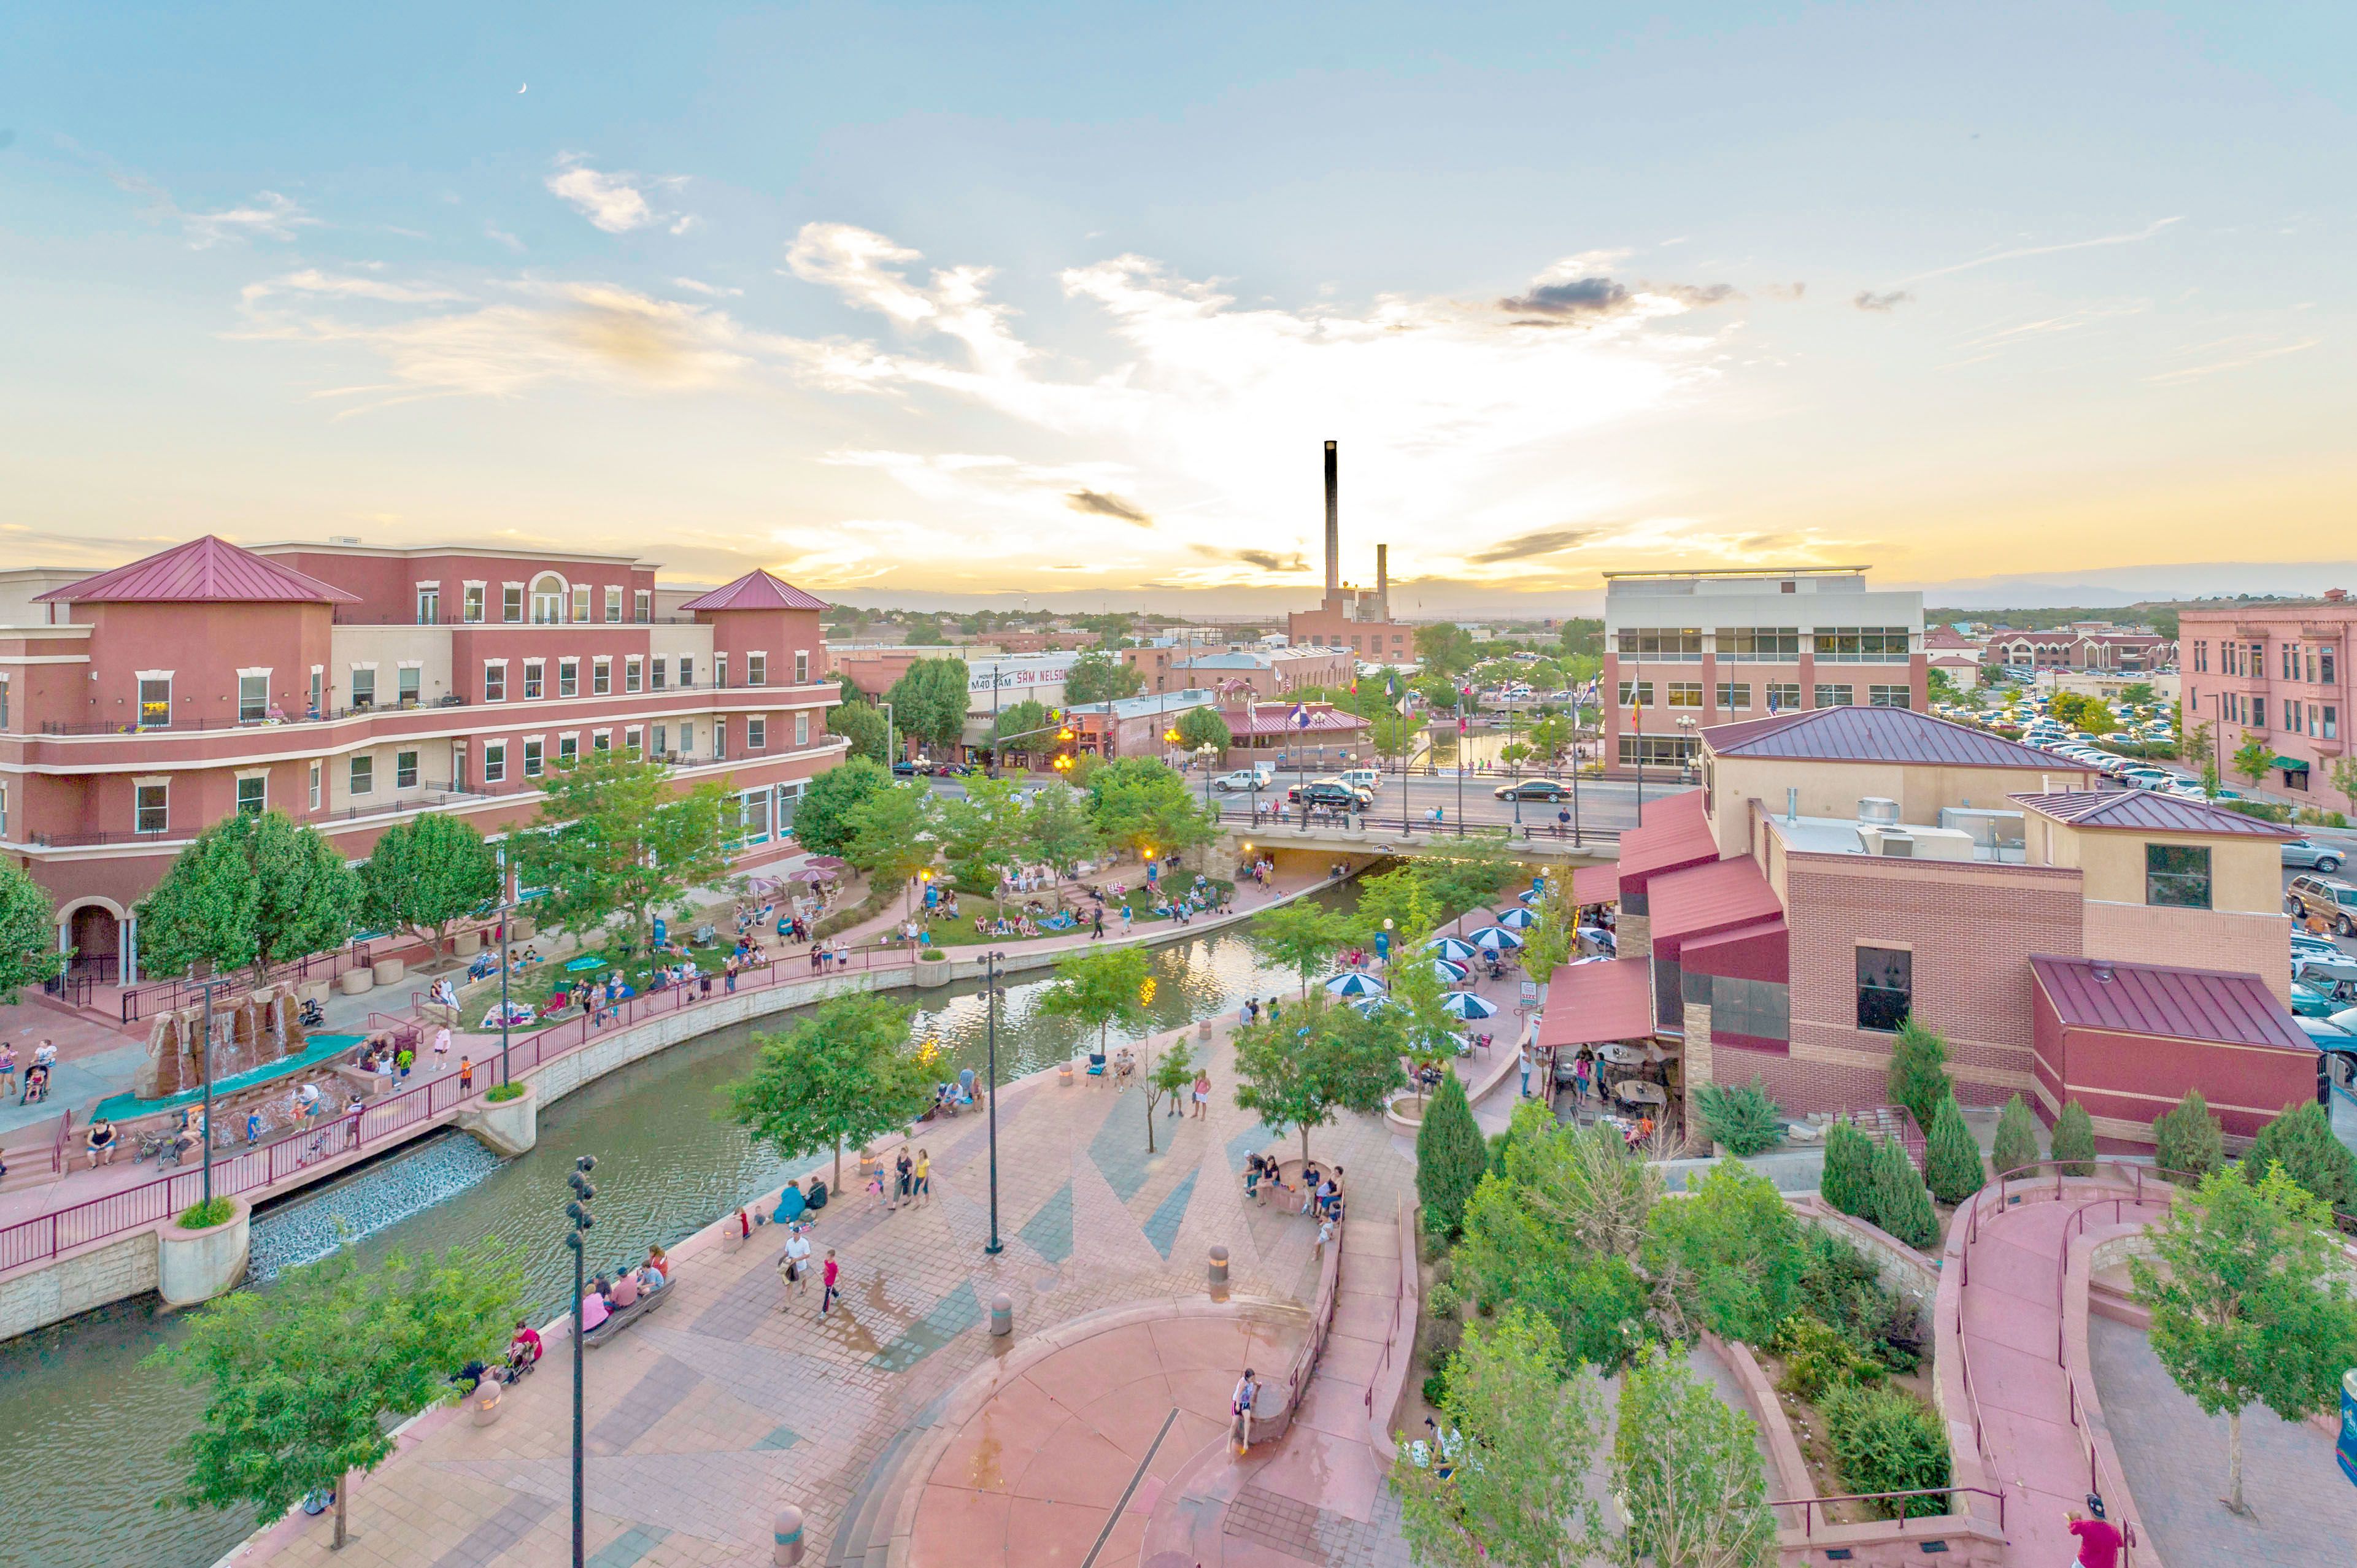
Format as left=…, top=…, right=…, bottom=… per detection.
left=2041, top=823, right=2281, bottom=915
left=1707, top=754, right=2093, bottom=858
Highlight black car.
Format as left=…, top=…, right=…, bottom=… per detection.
left=1492, top=778, right=1573, bottom=802
left=1287, top=778, right=1373, bottom=809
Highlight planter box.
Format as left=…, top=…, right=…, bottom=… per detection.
left=452, top=930, right=482, bottom=958
left=370, top=957, right=407, bottom=986
left=338, top=968, right=374, bottom=997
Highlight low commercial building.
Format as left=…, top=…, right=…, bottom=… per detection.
left=2180, top=594, right=2355, bottom=809
left=1063, top=690, right=1221, bottom=762
left=1136, top=646, right=1354, bottom=699
left=1214, top=701, right=1371, bottom=769
left=1985, top=622, right=2176, bottom=675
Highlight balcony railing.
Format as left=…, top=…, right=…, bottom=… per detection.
left=37, top=695, right=467, bottom=737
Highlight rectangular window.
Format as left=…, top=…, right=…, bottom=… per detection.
left=1666, top=682, right=1703, bottom=708
left=135, top=782, right=169, bottom=834
left=236, top=776, right=266, bottom=817
left=1869, top=685, right=1911, bottom=709
left=1713, top=627, right=1800, bottom=662
left=523, top=739, right=544, bottom=777
left=572, top=585, right=591, bottom=623
left=2283, top=644, right=2296, bottom=681
left=679, top=656, right=695, bottom=688
left=523, top=661, right=544, bottom=700
left=747, top=652, right=768, bottom=686
left=1813, top=683, right=1854, bottom=708
left=484, top=663, right=507, bottom=702
left=0, top=675, right=9, bottom=729
left=2146, top=844, right=2212, bottom=909
left=416, top=586, right=440, bottom=624
left=714, top=720, right=727, bottom=761
left=239, top=674, right=269, bottom=723
left=463, top=585, right=485, bottom=623
left=651, top=658, right=668, bottom=691
left=2327, top=705, right=2340, bottom=740
left=1616, top=734, right=1695, bottom=767
left=606, top=587, right=623, bottom=623
left=625, top=725, right=642, bottom=755
left=794, top=650, right=810, bottom=685
left=2325, top=648, right=2339, bottom=685
left=679, top=722, right=694, bottom=754
left=398, top=667, right=420, bottom=705
left=483, top=742, right=507, bottom=783
left=2193, top=640, right=2207, bottom=673
left=503, top=585, right=523, bottom=623
left=625, top=657, right=642, bottom=693
left=558, top=734, right=577, bottom=766
left=1, top=783, right=8, bottom=839
left=635, top=590, right=651, bottom=622
left=749, top=717, right=768, bottom=749
left=309, top=668, right=322, bottom=715
left=1812, top=626, right=1913, bottom=663
left=350, top=668, right=376, bottom=710
left=396, top=750, right=419, bottom=788
left=593, top=658, right=611, bottom=696
left=653, top=724, right=669, bottom=756
left=1715, top=682, right=1752, bottom=710
left=558, top=659, right=579, bottom=698
left=1855, top=946, right=1911, bottom=1032
left=793, top=711, right=809, bottom=747
left=350, top=755, right=374, bottom=796
left=309, top=761, right=322, bottom=810
left=1613, top=628, right=1703, bottom=660
left=1616, top=680, right=1654, bottom=707
left=1766, top=682, right=1801, bottom=712
left=1705, top=974, right=1790, bottom=1046
left=2286, top=698, right=2298, bottom=732
left=593, top=730, right=611, bottom=753
left=138, top=676, right=171, bottom=729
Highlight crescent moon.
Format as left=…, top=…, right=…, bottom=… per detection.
left=518, top=83, right=528, bottom=94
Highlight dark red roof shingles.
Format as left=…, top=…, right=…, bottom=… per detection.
left=37, top=536, right=360, bottom=605
left=2031, top=955, right=2308, bottom=1052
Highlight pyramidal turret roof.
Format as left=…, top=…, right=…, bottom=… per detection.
left=35, top=536, right=361, bottom=605
left=674, top=568, right=829, bottom=612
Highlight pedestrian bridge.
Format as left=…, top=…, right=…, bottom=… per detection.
left=1214, top=810, right=1618, bottom=868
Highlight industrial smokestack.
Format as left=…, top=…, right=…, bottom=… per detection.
left=1376, top=543, right=1388, bottom=612
left=1323, top=440, right=1340, bottom=598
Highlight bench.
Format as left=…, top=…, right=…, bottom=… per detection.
left=582, top=1280, right=674, bottom=1347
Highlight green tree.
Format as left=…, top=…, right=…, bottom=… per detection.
left=2243, top=1102, right=2357, bottom=1225
left=139, top=812, right=359, bottom=985
left=1085, top=756, right=1218, bottom=861
left=884, top=656, right=971, bottom=756
left=1922, top=1093, right=1986, bottom=1205
left=1417, top=1072, right=1486, bottom=1241
left=153, top=1238, right=523, bottom=1550
left=1415, top=840, right=1520, bottom=918
left=827, top=699, right=890, bottom=764
left=1143, top=1040, right=1195, bottom=1153
left=1063, top=650, right=1143, bottom=706
left=1388, top=952, right=1458, bottom=1101
left=990, top=698, right=1050, bottom=759
left=791, top=756, right=892, bottom=856
left=1232, top=992, right=1405, bottom=1164
left=138, top=823, right=260, bottom=980
left=1246, top=899, right=1352, bottom=995
left=1021, top=782, right=1100, bottom=875
left=1819, top=1119, right=1875, bottom=1219
left=1991, top=1094, right=2042, bottom=1177
left=1351, top=864, right=1437, bottom=951
left=1036, top=945, right=1152, bottom=1063
left=519, top=751, right=733, bottom=956
left=1392, top=1306, right=1602, bottom=1568
left=1868, top=1137, right=1938, bottom=1250
left=841, top=781, right=941, bottom=912
left=1610, top=1344, right=1777, bottom=1568
left=2230, top=734, right=2272, bottom=789
left=1414, top=623, right=1478, bottom=678
left=2329, top=755, right=2357, bottom=814
left=0, top=861, right=67, bottom=1005
left=357, top=812, right=500, bottom=962
left=1171, top=705, right=1232, bottom=754
left=1644, top=1159, right=1805, bottom=1345
left=1368, top=708, right=1418, bottom=763
left=2185, top=719, right=2223, bottom=796
left=2132, top=1164, right=2357, bottom=1515
left=2050, top=1098, right=2097, bottom=1177
left=935, top=775, right=1030, bottom=907
left=1514, top=883, right=1576, bottom=988
left=723, top=994, right=933, bottom=1190
left=1884, top=1015, right=1949, bottom=1140
left=2153, top=1090, right=2226, bottom=1181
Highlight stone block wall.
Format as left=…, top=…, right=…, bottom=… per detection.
left=0, top=1232, right=158, bottom=1342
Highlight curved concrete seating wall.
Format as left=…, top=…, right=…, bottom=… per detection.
left=1248, top=1234, right=1343, bottom=1443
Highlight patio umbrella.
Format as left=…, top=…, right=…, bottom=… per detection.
left=1440, top=991, right=1499, bottom=1020
left=787, top=866, right=831, bottom=883
left=805, top=855, right=851, bottom=873
left=1424, top=936, right=1478, bottom=961
left=1428, top=958, right=1470, bottom=983
left=1466, top=926, right=1526, bottom=951
left=1517, top=888, right=1544, bottom=904
left=1494, top=907, right=1538, bottom=930
left=1325, top=972, right=1389, bottom=998
left=1351, top=996, right=1399, bottom=1017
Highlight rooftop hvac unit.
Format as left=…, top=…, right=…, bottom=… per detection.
left=1856, top=796, right=1901, bottom=826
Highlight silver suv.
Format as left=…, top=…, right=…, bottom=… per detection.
left=2283, top=838, right=2348, bottom=873
left=2289, top=874, right=2357, bottom=937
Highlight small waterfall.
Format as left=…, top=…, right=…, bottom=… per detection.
left=247, top=1136, right=505, bottom=1281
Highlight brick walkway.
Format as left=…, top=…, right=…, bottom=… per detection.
left=236, top=1014, right=1417, bottom=1568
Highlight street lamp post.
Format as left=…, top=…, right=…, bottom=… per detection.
left=497, top=899, right=514, bottom=1085
left=563, top=1155, right=598, bottom=1568
left=880, top=700, right=896, bottom=771
left=983, top=950, right=1005, bottom=1255
left=198, top=976, right=230, bottom=1207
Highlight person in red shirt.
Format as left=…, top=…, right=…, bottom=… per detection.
left=2067, top=1495, right=2122, bottom=1568
left=821, top=1250, right=841, bottom=1316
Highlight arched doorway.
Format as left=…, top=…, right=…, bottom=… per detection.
left=530, top=572, right=568, bottom=624
left=66, top=902, right=120, bottom=982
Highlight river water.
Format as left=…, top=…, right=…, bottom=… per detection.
left=0, top=888, right=1353, bottom=1568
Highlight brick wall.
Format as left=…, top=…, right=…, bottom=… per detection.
left=2082, top=900, right=2290, bottom=1004
left=1620, top=912, right=1652, bottom=962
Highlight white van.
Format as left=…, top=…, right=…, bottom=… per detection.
left=1338, top=767, right=1382, bottom=795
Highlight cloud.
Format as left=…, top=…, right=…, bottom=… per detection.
left=1066, top=489, right=1153, bottom=527
left=1468, top=528, right=1592, bottom=564
left=1502, top=276, right=1629, bottom=318
left=1894, top=216, right=2183, bottom=286
left=106, top=164, right=318, bottom=248
left=786, top=221, right=1033, bottom=380
left=2146, top=336, right=2321, bottom=386
left=672, top=277, right=743, bottom=298
left=1234, top=549, right=1310, bottom=573
left=485, top=225, right=525, bottom=253
left=1651, top=282, right=1742, bottom=309
left=1854, top=290, right=1913, bottom=312
left=546, top=155, right=660, bottom=233
left=241, top=269, right=464, bottom=305
left=1761, top=282, right=1807, bottom=301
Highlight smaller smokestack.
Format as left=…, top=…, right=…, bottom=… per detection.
left=1324, top=440, right=1340, bottom=599
left=1375, top=544, right=1389, bottom=615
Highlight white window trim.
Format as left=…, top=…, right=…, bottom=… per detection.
left=136, top=669, right=176, bottom=682
left=236, top=666, right=272, bottom=680
left=396, top=658, right=423, bottom=671
left=483, top=656, right=511, bottom=666
left=348, top=660, right=380, bottom=672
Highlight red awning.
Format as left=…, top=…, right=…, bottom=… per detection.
left=1535, top=958, right=1654, bottom=1047
left=1649, top=855, right=1786, bottom=948
left=1616, top=789, right=1718, bottom=881
left=1681, top=917, right=1789, bottom=984
left=1572, top=864, right=1619, bottom=905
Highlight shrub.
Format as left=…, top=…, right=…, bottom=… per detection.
left=177, top=1197, right=236, bottom=1229
left=2152, top=1089, right=2224, bottom=1181
left=2050, top=1099, right=2096, bottom=1177
left=1692, top=1077, right=1786, bottom=1155
left=1821, top=1118, right=1875, bottom=1219
left=2243, top=1101, right=2357, bottom=1226
left=1771, top=1313, right=1882, bottom=1401
left=484, top=1081, right=524, bottom=1103
left=1922, top=1094, right=1986, bottom=1205
left=814, top=879, right=895, bottom=939
left=1796, top=1229, right=1922, bottom=1375
left=1868, top=1137, right=1938, bottom=1251
left=1819, top=1380, right=1951, bottom=1518
left=1426, top=1280, right=1462, bottom=1321
left=1885, top=1016, right=1950, bottom=1139
left=1991, top=1094, right=2042, bottom=1178
left=917, top=949, right=947, bottom=963
left=1416, top=1073, right=1487, bottom=1241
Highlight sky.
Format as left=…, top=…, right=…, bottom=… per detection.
left=1, top=2, right=2351, bottom=615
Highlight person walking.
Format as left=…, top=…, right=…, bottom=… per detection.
left=1230, top=1369, right=1260, bottom=1455
left=913, top=1148, right=932, bottom=1205
left=778, top=1228, right=812, bottom=1304
left=820, top=1249, right=841, bottom=1316
left=0, top=1043, right=15, bottom=1101
left=433, top=1024, right=451, bottom=1061
left=1191, top=1069, right=1211, bottom=1120
left=1120, top=902, right=1133, bottom=935
left=1090, top=906, right=1105, bottom=941
left=1519, top=1042, right=1534, bottom=1099
left=2065, top=1496, right=2122, bottom=1568
left=895, top=1148, right=914, bottom=1208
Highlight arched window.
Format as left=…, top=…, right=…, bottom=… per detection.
left=530, top=573, right=567, bottom=624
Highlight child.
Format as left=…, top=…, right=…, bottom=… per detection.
left=458, top=1056, right=475, bottom=1093
left=395, top=1045, right=415, bottom=1079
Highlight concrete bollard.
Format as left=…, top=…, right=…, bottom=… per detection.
left=773, top=1504, right=806, bottom=1566
left=471, top=1380, right=503, bottom=1427
left=1059, top=1059, right=1074, bottom=1085
left=990, top=1293, right=1013, bottom=1337
left=1208, top=1244, right=1229, bottom=1289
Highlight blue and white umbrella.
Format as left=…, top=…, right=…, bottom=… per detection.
left=1467, top=925, right=1525, bottom=951
left=1424, top=936, right=1478, bottom=961
left=1429, top=957, right=1471, bottom=983
left=1351, top=995, right=1398, bottom=1017
left=1325, top=971, right=1389, bottom=997
left=1517, top=887, right=1545, bottom=904
left=1440, top=991, right=1499, bottom=1020
left=1495, top=907, right=1539, bottom=930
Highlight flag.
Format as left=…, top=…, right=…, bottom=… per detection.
left=1289, top=703, right=1311, bottom=731
left=1767, top=687, right=1780, bottom=714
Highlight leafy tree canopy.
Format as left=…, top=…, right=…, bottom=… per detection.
left=0, top=861, right=67, bottom=1005
left=1231, top=991, right=1405, bottom=1164
left=358, top=812, right=500, bottom=961
left=1085, top=756, right=1217, bottom=859
left=827, top=699, right=890, bottom=765
left=1246, top=899, right=1352, bottom=994
left=841, top=780, right=941, bottom=892
left=518, top=750, right=733, bottom=955
left=1035, top=943, right=1152, bottom=1056
left=885, top=656, right=971, bottom=755
left=723, top=993, right=933, bottom=1189
left=1171, top=704, right=1232, bottom=753
left=139, top=812, right=358, bottom=983
left=1064, top=650, right=1144, bottom=707
left=792, top=756, right=893, bottom=857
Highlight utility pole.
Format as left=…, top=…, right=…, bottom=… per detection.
left=984, top=950, right=1005, bottom=1255
left=563, top=1155, right=598, bottom=1568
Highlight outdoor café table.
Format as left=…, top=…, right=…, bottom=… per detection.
left=1595, top=1043, right=1648, bottom=1067
left=1612, top=1080, right=1667, bottom=1108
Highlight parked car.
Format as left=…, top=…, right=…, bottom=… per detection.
left=2296, top=1015, right=2355, bottom=1048
left=2283, top=838, right=2348, bottom=873
left=1493, top=778, right=1575, bottom=802
left=892, top=758, right=930, bottom=776
left=1286, top=778, right=1373, bottom=809
left=2289, top=874, right=2357, bottom=936
left=1211, top=768, right=1272, bottom=793
left=2293, top=928, right=2342, bottom=960
left=1338, top=767, right=1383, bottom=794
left=2119, top=768, right=2173, bottom=790
left=2292, top=981, right=2340, bottom=1018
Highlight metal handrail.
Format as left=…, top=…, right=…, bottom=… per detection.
left=1769, top=1486, right=2004, bottom=1537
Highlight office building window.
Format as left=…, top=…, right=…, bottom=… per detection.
left=679, top=656, right=696, bottom=688
left=308, top=760, right=322, bottom=810
left=635, top=590, right=652, bottom=622
left=1616, top=680, right=1654, bottom=707
left=653, top=725, right=669, bottom=755
left=236, top=776, right=266, bottom=817
left=2283, top=644, right=2297, bottom=681
left=138, top=676, right=171, bottom=729
left=350, top=755, right=374, bottom=796
left=523, top=661, right=544, bottom=700
left=523, top=739, right=544, bottom=777
left=1855, top=946, right=1911, bottom=1032
left=794, top=650, right=810, bottom=684
left=396, top=750, right=419, bottom=788
left=625, top=658, right=642, bottom=693
left=2326, top=649, right=2339, bottom=684
left=503, top=585, right=524, bottom=623
left=398, top=666, right=420, bottom=705
left=2327, top=705, right=2340, bottom=740
left=1813, top=627, right=1912, bottom=662
left=1614, top=628, right=1703, bottom=660
left=593, top=658, right=611, bottom=696
left=747, top=652, right=768, bottom=686
left=558, top=658, right=579, bottom=698
left=135, top=782, right=169, bottom=834
left=1707, top=974, right=1790, bottom=1045
left=558, top=734, right=577, bottom=765
left=714, top=720, right=727, bottom=761
left=484, top=663, right=506, bottom=702
left=1813, top=683, right=1854, bottom=708
left=679, top=722, right=694, bottom=755
left=793, top=711, right=809, bottom=747
left=1715, top=627, right=1800, bottom=662
left=625, top=725, right=642, bottom=755
left=2193, top=640, right=2207, bottom=673
left=350, top=667, right=376, bottom=710
left=239, top=674, right=269, bottom=723
left=1617, top=734, right=1695, bottom=767
left=0, top=675, right=9, bottom=729
left=749, top=717, right=768, bottom=749
left=463, top=584, right=485, bottom=623
left=2286, top=699, right=2299, bottom=732
left=605, top=586, right=623, bottom=623
left=528, top=575, right=562, bottom=624
left=2147, top=844, right=2212, bottom=910
left=1, top=783, right=10, bottom=837
left=651, top=658, right=668, bottom=691
left=1869, top=685, right=1911, bottom=709
left=483, top=742, right=507, bottom=783
left=572, top=585, right=591, bottom=623
left=415, top=586, right=439, bottom=624
left=1716, top=682, right=1752, bottom=710
left=1765, top=682, right=1802, bottom=712
left=1665, top=682, right=1703, bottom=709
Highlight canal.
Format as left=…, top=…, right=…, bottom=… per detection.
left=0, top=888, right=1354, bottom=1568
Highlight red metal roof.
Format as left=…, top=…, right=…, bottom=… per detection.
left=1680, top=917, right=1789, bottom=983
left=674, top=569, right=829, bottom=613
left=1222, top=704, right=1370, bottom=737
left=2007, top=790, right=2296, bottom=839
left=1572, top=864, right=1619, bottom=905
left=2031, top=955, right=2308, bottom=1051
left=1616, top=789, right=1719, bottom=880
left=1702, top=705, right=2081, bottom=772
left=1535, top=957, right=1654, bottom=1047
left=36, top=536, right=360, bottom=605
left=1649, top=855, right=1787, bottom=946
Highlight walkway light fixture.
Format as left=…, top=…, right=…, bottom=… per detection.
left=563, top=1153, right=598, bottom=1568
left=983, top=950, right=1005, bottom=1256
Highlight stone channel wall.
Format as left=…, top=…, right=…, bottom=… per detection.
left=0, top=1230, right=159, bottom=1342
